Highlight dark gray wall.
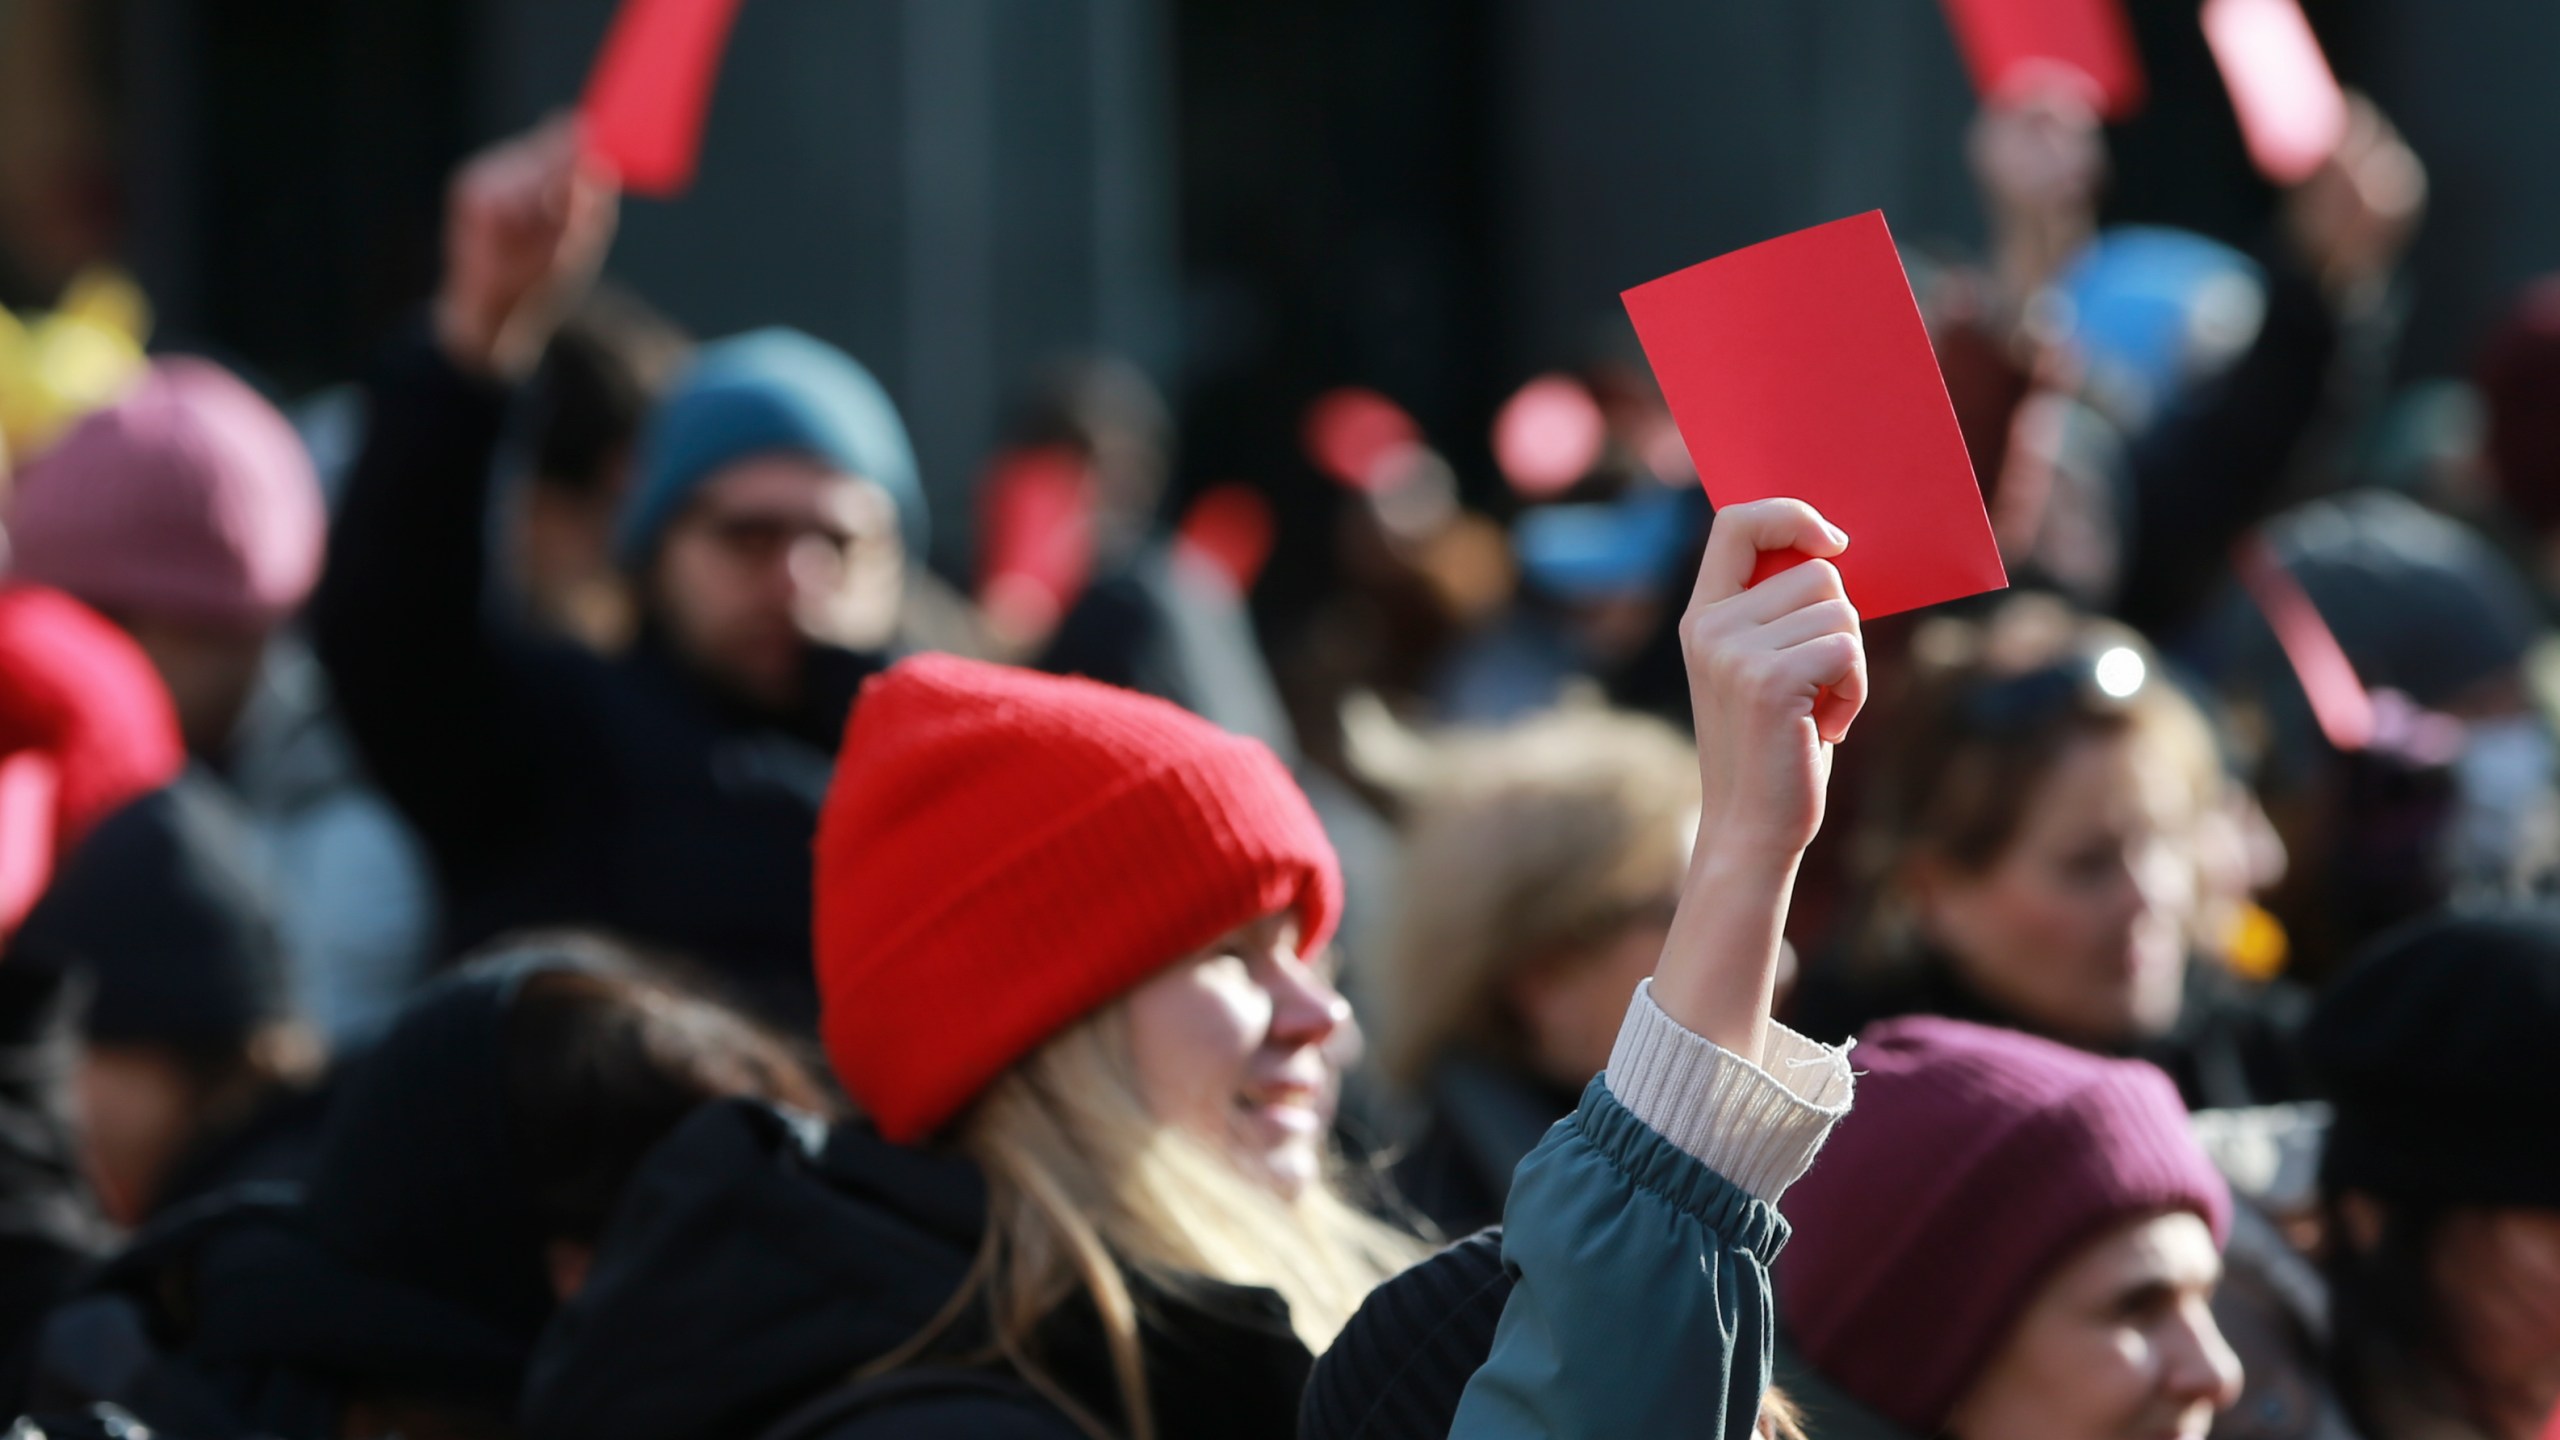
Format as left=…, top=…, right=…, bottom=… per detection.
left=1490, top=0, right=2560, bottom=381
left=2349, top=0, right=2560, bottom=374
left=1493, top=0, right=1982, bottom=379
left=475, top=0, right=1180, bottom=571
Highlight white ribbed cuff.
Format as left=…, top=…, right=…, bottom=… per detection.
left=1602, top=980, right=1855, bottom=1204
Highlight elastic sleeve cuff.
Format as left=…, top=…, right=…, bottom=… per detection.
left=1601, top=980, right=1854, bottom=1203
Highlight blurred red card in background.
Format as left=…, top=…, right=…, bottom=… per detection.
left=1620, top=211, right=2005, bottom=618
left=1938, top=0, right=2146, bottom=120
left=2202, top=0, right=2349, bottom=185
left=2234, top=535, right=2376, bottom=751
left=578, top=0, right=750, bottom=197
left=975, top=446, right=1099, bottom=641
left=1175, top=483, right=1279, bottom=597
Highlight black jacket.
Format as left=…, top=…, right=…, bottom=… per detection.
left=20, top=954, right=623, bottom=1439
left=1789, top=947, right=2317, bottom=1111
left=311, top=329, right=880, bottom=1026
left=1386, top=1054, right=1579, bottom=1240
left=0, top=954, right=112, bottom=1403
left=23, top=1188, right=530, bottom=1440
left=524, top=1099, right=1315, bottom=1440
left=1037, top=546, right=1297, bottom=761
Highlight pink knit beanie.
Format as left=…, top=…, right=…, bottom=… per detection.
left=8, top=357, right=323, bottom=632
left=1777, top=1016, right=2230, bottom=1435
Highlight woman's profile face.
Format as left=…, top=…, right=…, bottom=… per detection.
left=1947, top=1210, right=2243, bottom=1440
left=1917, top=729, right=2197, bottom=1049
left=1124, top=909, right=1350, bottom=1199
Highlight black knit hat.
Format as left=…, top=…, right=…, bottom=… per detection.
left=1299, top=1230, right=1512, bottom=1440
left=2271, top=491, right=2540, bottom=709
left=11, top=770, right=291, bottom=1050
left=166, top=944, right=633, bottom=1405
left=2307, top=902, right=2560, bottom=1208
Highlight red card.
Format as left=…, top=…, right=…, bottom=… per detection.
left=1302, top=388, right=1423, bottom=494
left=577, top=0, right=750, bottom=198
left=975, top=446, right=1098, bottom=636
left=1493, top=374, right=1607, bottom=499
left=2202, top=0, right=2349, bottom=185
left=2234, top=536, right=2375, bottom=750
left=1621, top=211, right=2005, bottom=619
left=1174, top=483, right=1278, bottom=597
left=1939, top=0, right=2146, bottom=121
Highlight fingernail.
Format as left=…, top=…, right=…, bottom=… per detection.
left=1825, top=521, right=1849, bottom=548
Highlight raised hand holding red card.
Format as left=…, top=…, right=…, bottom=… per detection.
left=578, top=0, right=750, bottom=198
left=1938, top=0, right=2146, bottom=121
left=1621, top=211, right=2006, bottom=620
left=2201, top=0, right=2350, bottom=186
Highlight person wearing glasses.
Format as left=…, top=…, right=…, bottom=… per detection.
left=314, top=122, right=922, bottom=1027
left=1792, top=593, right=2313, bottom=1111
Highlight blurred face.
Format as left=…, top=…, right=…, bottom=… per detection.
left=1124, top=910, right=1350, bottom=1199
left=1948, top=1211, right=2243, bottom=1440
left=1508, top=908, right=1677, bottom=1091
left=1919, top=730, right=2197, bottom=1049
left=122, top=617, right=269, bottom=756
left=76, top=1045, right=200, bottom=1226
left=649, top=454, right=904, bottom=711
left=2426, top=1205, right=2560, bottom=1435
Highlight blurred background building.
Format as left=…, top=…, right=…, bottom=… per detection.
left=2, top=0, right=2555, bottom=575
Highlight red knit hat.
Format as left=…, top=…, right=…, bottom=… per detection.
left=0, top=586, right=186, bottom=935
left=815, top=654, right=1342, bottom=1143
left=1777, top=1016, right=2230, bottom=1435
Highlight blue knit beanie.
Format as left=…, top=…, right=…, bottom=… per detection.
left=615, top=327, right=927, bottom=570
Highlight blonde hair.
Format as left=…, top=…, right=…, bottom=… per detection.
left=1376, top=705, right=1699, bottom=1088
left=868, top=1002, right=1421, bottom=1440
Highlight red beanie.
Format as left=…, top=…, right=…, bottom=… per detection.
left=815, top=655, right=1342, bottom=1143
left=0, top=586, right=186, bottom=935
left=0, top=585, right=185, bottom=850
left=1777, top=1016, right=2230, bottom=1435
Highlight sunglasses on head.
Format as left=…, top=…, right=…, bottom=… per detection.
left=1953, top=643, right=2152, bottom=738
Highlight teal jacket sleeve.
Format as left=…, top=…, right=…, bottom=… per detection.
left=1449, top=984, right=1853, bottom=1439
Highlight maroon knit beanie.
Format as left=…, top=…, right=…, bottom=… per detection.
left=815, top=655, right=1342, bottom=1143
left=2478, top=274, right=2560, bottom=537
left=1777, top=1016, right=2230, bottom=1435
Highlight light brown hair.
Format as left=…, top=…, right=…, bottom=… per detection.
left=1853, top=594, right=2221, bottom=962
left=1375, top=705, right=1700, bottom=1089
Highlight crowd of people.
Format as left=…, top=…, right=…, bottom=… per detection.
left=0, top=68, right=2556, bottom=1440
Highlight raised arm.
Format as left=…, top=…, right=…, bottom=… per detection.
left=2117, top=95, right=2423, bottom=636
left=1447, top=499, right=1864, bottom=1440
left=311, top=121, right=618, bottom=871
left=1651, top=500, right=1865, bottom=1059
